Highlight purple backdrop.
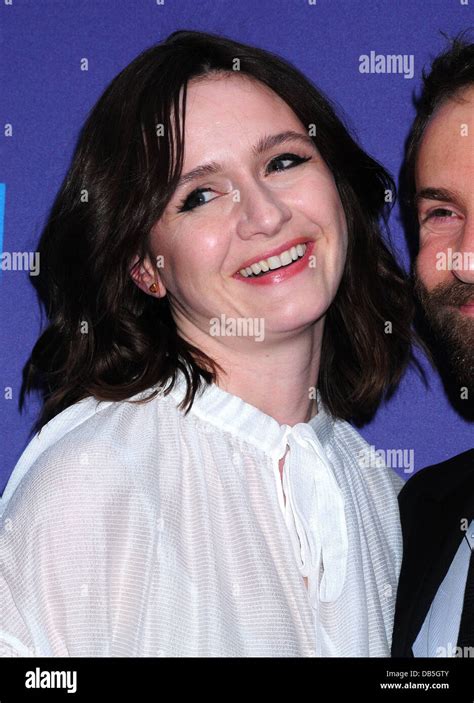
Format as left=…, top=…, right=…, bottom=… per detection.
left=1, top=0, right=472, bottom=494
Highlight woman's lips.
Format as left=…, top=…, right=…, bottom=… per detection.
left=234, top=236, right=311, bottom=274
left=233, top=240, right=315, bottom=286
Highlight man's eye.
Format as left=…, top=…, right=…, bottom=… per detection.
left=424, top=207, right=457, bottom=221
left=420, top=207, right=464, bottom=235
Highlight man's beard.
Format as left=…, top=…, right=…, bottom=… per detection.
left=414, top=275, right=474, bottom=392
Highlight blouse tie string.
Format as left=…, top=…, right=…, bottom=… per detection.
left=280, top=423, right=348, bottom=607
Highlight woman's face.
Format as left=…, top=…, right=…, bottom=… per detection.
left=138, top=74, right=348, bottom=346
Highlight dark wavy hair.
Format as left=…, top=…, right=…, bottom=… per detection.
left=403, top=29, right=474, bottom=210
left=21, top=29, right=417, bottom=433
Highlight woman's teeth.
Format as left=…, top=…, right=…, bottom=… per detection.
left=239, top=243, right=307, bottom=278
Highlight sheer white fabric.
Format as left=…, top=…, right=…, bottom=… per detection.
left=0, top=369, right=403, bottom=657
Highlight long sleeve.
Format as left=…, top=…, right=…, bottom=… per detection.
left=0, top=437, right=159, bottom=657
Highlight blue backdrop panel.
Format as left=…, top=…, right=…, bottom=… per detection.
left=0, top=0, right=472, bottom=493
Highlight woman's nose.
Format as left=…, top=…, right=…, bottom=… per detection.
left=234, top=180, right=292, bottom=240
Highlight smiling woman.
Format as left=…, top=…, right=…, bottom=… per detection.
left=1, top=29, right=418, bottom=658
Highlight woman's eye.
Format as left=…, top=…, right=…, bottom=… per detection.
left=266, top=152, right=312, bottom=173
left=177, top=188, right=215, bottom=213
left=176, top=152, right=312, bottom=213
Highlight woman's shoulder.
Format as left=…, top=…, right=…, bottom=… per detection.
left=331, top=416, right=406, bottom=496
left=0, top=385, right=168, bottom=518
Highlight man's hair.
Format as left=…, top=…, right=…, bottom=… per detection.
left=404, top=29, right=474, bottom=200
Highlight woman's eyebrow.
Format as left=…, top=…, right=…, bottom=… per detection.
left=176, top=130, right=317, bottom=189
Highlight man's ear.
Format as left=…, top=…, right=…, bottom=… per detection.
left=129, top=254, right=167, bottom=297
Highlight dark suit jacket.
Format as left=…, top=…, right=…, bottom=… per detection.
left=391, top=448, right=474, bottom=657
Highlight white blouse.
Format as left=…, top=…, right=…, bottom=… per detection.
left=0, top=368, right=403, bottom=657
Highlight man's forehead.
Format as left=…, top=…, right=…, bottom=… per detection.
left=416, top=87, right=473, bottom=180
left=423, top=86, right=474, bottom=140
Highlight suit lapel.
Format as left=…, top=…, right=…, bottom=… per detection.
left=403, top=497, right=467, bottom=654
left=393, top=450, right=474, bottom=657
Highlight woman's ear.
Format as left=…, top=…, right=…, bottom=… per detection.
left=129, top=254, right=167, bottom=297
